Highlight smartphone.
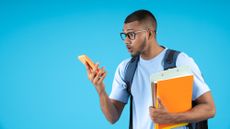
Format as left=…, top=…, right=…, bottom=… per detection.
left=78, top=54, right=96, bottom=71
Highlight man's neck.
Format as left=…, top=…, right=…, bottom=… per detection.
left=140, top=41, right=164, bottom=60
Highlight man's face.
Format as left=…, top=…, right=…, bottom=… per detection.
left=122, top=21, right=147, bottom=57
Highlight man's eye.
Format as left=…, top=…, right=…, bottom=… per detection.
left=128, top=32, right=135, bottom=37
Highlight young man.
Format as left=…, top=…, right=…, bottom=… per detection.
left=84, top=10, right=215, bottom=129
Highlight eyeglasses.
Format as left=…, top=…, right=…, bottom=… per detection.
left=120, top=30, right=147, bottom=41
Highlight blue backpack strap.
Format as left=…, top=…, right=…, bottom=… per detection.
left=124, top=55, right=139, bottom=129
left=124, top=55, right=140, bottom=95
left=163, top=49, right=180, bottom=70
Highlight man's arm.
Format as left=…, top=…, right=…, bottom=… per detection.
left=85, top=63, right=125, bottom=124
left=177, top=91, right=216, bottom=123
left=99, top=90, right=125, bottom=124
left=149, top=91, right=216, bottom=124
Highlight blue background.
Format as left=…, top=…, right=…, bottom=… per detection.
left=0, top=0, right=230, bottom=129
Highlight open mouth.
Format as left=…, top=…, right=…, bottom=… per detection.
left=126, top=46, right=132, bottom=52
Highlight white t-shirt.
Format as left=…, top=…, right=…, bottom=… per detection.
left=109, top=48, right=210, bottom=129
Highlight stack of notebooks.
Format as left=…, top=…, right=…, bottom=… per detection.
left=150, top=66, right=194, bottom=129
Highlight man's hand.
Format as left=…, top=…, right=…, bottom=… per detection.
left=84, top=62, right=125, bottom=124
left=149, top=98, right=176, bottom=124
left=149, top=92, right=215, bottom=124
left=85, top=63, right=107, bottom=95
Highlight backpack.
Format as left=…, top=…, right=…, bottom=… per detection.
left=123, top=48, right=208, bottom=129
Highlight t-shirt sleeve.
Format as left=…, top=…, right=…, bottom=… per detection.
left=176, top=52, right=210, bottom=100
left=109, top=59, right=130, bottom=104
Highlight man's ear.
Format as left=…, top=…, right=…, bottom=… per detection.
left=149, top=30, right=152, bottom=37
left=151, top=30, right=157, bottom=39
left=148, top=30, right=153, bottom=40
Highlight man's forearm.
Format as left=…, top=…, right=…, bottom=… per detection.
left=98, top=88, right=120, bottom=124
left=173, top=103, right=215, bottom=123
left=85, top=62, right=120, bottom=124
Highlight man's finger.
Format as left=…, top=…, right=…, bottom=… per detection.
left=98, top=67, right=105, bottom=76
left=85, top=63, right=91, bottom=74
left=149, top=106, right=153, bottom=118
left=91, top=67, right=101, bottom=83
left=94, top=67, right=105, bottom=83
left=94, top=63, right=99, bottom=71
left=149, top=106, right=159, bottom=122
left=95, top=67, right=104, bottom=78
left=157, top=97, right=165, bottom=108
left=149, top=106, right=154, bottom=115
left=98, top=70, right=107, bottom=83
left=90, top=66, right=98, bottom=80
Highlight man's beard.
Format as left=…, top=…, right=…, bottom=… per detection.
left=131, top=38, right=146, bottom=57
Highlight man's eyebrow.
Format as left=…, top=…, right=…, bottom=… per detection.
left=122, top=28, right=134, bottom=31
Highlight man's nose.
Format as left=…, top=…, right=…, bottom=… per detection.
left=124, top=36, right=131, bottom=45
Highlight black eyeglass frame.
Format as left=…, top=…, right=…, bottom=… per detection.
left=120, top=30, right=148, bottom=41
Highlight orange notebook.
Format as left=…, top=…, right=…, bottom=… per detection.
left=150, top=66, right=194, bottom=129
left=78, top=54, right=96, bottom=71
